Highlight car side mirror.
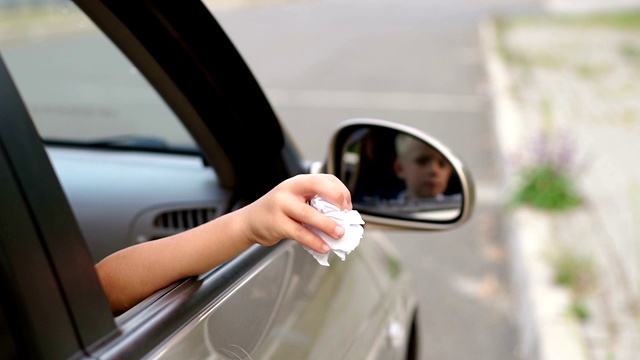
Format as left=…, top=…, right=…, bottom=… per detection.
left=325, top=118, right=475, bottom=230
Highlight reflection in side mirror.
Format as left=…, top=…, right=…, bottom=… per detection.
left=327, top=119, right=474, bottom=230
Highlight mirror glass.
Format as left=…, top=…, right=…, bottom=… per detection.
left=339, top=127, right=463, bottom=222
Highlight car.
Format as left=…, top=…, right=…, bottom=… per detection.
left=0, top=1, right=474, bottom=359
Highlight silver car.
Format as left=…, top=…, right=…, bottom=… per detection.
left=0, top=1, right=474, bottom=359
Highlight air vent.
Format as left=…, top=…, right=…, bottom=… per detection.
left=153, top=207, right=217, bottom=230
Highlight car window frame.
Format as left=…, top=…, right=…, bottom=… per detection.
left=73, top=0, right=307, bottom=201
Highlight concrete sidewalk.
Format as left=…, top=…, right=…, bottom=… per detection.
left=482, top=2, right=640, bottom=359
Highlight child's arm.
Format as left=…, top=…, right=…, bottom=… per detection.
left=95, top=174, right=352, bottom=314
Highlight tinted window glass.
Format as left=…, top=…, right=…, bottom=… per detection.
left=0, top=2, right=221, bottom=265
left=0, top=1, right=196, bottom=150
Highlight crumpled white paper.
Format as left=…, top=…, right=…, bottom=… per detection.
left=303, top=195, right=365, bottom=266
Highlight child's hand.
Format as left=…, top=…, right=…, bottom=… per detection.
left=239, top=174, right=352, bottom=254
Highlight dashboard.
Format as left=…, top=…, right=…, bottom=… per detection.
left=46, top=145, right=232, bottom=263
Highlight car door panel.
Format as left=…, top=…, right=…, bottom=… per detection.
left=342, top=231, right=417, bottom=360
left=251, top=249, right=374, bottom=359
left=142, top=238, right=384, bottom=360
left=147, top=244, right=293, bottom=359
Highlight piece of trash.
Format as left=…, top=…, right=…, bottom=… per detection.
left=303, top=195, right=365, bottom=266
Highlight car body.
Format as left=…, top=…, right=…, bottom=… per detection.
left=0, top=1, right=474, bottom=359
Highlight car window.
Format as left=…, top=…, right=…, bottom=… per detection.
left=0, top=1, right=196, bottom=150
left=0, top=2, right=229, bottom=266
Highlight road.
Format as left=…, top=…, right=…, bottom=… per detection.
left=212, top=0, right=539, bottom=359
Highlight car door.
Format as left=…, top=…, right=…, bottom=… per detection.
left=146, top=240, right=387, bottom=360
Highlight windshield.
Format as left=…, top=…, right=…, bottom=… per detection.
left=0, top=1, right=197, bottom=152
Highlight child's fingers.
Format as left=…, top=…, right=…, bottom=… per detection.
left=285, top=199, right=345, bottom=240
left=318, top=174, right=352, bottom=210
left=285, top=218, right=331, bottom=253
left=289, top=174, right=352, bottom=210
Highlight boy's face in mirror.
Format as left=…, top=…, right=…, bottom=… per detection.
left=394, top=139, right=452, bottom=199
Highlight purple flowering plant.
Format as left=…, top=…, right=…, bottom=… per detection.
left=510, top=128, right=583, bottom=211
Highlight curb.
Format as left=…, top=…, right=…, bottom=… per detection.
left=478, top=19, right=586, bottom=360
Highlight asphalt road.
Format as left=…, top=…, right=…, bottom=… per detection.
left=212, top=0, right=539, bottom=359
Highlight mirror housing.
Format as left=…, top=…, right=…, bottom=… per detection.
left=325, top=118, right=475, bottom=230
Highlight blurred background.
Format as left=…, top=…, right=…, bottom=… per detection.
left=3, top=0, right=640, bottom=359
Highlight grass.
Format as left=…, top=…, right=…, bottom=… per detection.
left=576, top=63, right=611, bottom=79
left=550, top=248, right=595, bottom=293
left=495, top=11, right=640, bottom=69
left=0, top=5, right=82, bottom=27
left=620, top=43, right=640, bottom=68
left=0, top=4, right=89, bottom=44
left=569, top=301, right=591, bottom=322
left=494, top=18, right=566, bottom=69
left=571, top=11, right=640, bottom=30
left=496, top=11, right=640, bottom=31
left=546, top=246, right=597, bottom=321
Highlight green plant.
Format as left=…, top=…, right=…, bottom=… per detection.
left=568, top=301, right=591, bottom=322
left=549, top=247, right=596, bottom=294
left=511, top=164, right=582, bottom=211
left=510, top=125, right=583, bottom=211
left=546, top=246, right=597, bottom=321
left=510, top=100, right=583, bottom=211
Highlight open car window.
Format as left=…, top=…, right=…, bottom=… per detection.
left=0, top=1, right=196, bottom=151
left=0, top=1, right=231, bottom=265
